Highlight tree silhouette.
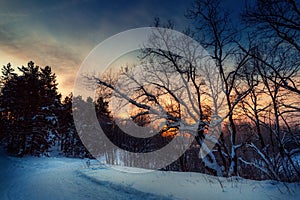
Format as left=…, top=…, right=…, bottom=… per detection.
left=0, top=62, right=61, bottom=156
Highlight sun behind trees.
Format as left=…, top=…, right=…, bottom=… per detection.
left=86, top=0, right=300, bottom=181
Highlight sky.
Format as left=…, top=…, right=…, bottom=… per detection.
left=0, top=0, right=246, bottom=97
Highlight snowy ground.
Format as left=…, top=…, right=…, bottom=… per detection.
left=0, top=154, right=299, bottom=200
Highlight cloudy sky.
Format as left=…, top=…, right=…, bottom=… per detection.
left=0, top=0, right=245, bottom=97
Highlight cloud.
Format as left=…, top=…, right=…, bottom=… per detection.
left=0, top=21, right=87, bottom=96
left=0, top=0, right=194, bottom=96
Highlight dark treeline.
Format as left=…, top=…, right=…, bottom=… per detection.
left=0, top=62, right=98, bottom=158
left=0, top=61, right=176, bottom=159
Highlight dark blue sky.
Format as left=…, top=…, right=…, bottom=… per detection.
left=0, top=0, right=246, bottom=96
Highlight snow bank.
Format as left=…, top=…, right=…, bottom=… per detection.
left=0, top=154, right=299, bottom=200
left=81, top=164, right=300, bottom=200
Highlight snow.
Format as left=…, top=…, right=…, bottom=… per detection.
left=0, top=155, right=167, bottom=200
left=0, top=154, right=299, bottom=200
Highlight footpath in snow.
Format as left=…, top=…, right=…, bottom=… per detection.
left=0, top=155, right=299, bottom=200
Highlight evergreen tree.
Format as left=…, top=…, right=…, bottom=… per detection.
left=0, top=61, right=61, bottom=156
left=95, top=96, right=110, bottom=118
left=59, top=94, right=92, bottom=158
left=0, top=63, right=17, bottom=144
left=0, top=62, right=111, bottom=158
left=30, top=65, right=62, bottom=156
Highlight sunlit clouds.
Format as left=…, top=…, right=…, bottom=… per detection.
left=0, top=0, right=194, bottom=96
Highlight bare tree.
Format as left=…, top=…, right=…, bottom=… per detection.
left=239, top=57, right=268, bottom=149
left=243, top=0, right=300, bottom=52
left=82, top=22, right=230, bottom=174
left=243, top=0, right=300, bottom=95
left=237, top=43, right=300, bottom=181
left=241, top=0, right=300, bottom=180
left=187, top=0, right=255, bottom=176
left=78, top=0, right=300, bottom=181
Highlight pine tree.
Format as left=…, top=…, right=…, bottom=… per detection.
left=59, top=94, right=92, bottom=158
left=95, top=96, right=110, bottom=118
left=0, top=63, right=17, bottom=145
left=0, top=61, right=61, bottom=156
left=30, top=65, right=62, bottom=156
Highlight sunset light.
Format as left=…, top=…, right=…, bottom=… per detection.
left=1, top=0, right=300, bottom=199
